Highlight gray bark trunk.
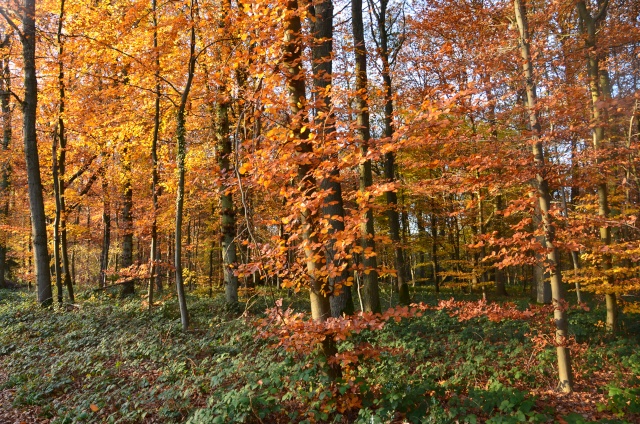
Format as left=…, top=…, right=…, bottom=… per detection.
left=310, top=0, right=353, bottom=317
left=22, top=0, right=53, bottom=306
left=372, top=0, right=409, bottom=304
left=515, top=0, right=572, bottom=392
left=148, top=0, right=161, bottom=309
left=352, top=0, right=380, bottom=313
left=576, top=0, right=617, bottom=333
left=119, top=144, right=134, bottom=296
left=1, top=37, right=12, bottom=288
left=174, top=5, right=196, bottom=331
left=100, top=172, right=110, bottom=288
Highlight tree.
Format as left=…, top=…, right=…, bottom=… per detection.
left=215, top=0, right=239, bottom=307
left=352, top=0, right=381, bottom=313
left=514, top=0, right=572, bottom=393
left=173, top=0, right=197, bottom=331
left=1, top=0, right=53, bottom=306
left=148, top=0, right=161, bottom=309
left=0, top=32, right=11, bottom=288
left=368, top=0, right=410, bottom=305
left=283, top=0, right=338, bottom=377
left=51, top=0, right=74, bottom=304
left=576, top=0, right=617, bottom=333
left=310, top=0, right=354, bottom=317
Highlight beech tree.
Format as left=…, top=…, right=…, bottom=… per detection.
left=0, top=33, right=11, bottom=288
left=1, top=0, right=53, bottom=306
left=514, top=0, right=572, bottom=393
left=352, top=0, right=381, bottom=313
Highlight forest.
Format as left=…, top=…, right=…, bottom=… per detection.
left=0, top=0, right=639, bottom=421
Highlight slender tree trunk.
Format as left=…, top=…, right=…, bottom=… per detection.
left=494, top=195, right=507, bottom=296
left=415, top=211, right=426, bottom=284
left=0, top=37, right=11, bottom=288
left=21, top=0, right=53, bottom=306
left=52, top=0, right=74, bottom=303
left=148, top=0, right=161, bottom=309
left=352, top=0, right=380, bottom=313
left=431, top=213, right=439, bottom=293
left=100, top=173, right=110, bottom=287
left=120, top=144, right=134, bottom=296
left=515, top=0, right=572, bottom=393
left=53, top=131, right=64, bottom=304
left=560, top=187, right=582, bottom=303
left=174, top=4, right=196, bottom=331
left=576, top=0, right=617, bottom=333
left=373, top=0, right=409, bottom=304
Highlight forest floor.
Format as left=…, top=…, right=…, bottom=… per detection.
left=0, top=286, right=638, bottom=423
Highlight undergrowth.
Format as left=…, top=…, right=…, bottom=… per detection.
left=0, top=288, right=638, bottom=423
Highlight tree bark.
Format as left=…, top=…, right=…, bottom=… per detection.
left=51, top=0, right=74, bottom=303
left=217, top=83, right=239, bottom=305
left=310, top=0, right=353, bottom=317
left=215, top=0, right=239, bottom=306
left=21, top=0, right=53, bottom=306
left=576, top=0, right=617, bottom=333
left=515, top=0, right=572, bottom=393
left=352, top=0, right=380, bottom=313
left=371, top=0, right=409, bottom=304
left=0, top=36, right=11, bottom=288
left=119, top=143, right=134, bottom=296
left=52, top=130, right=64, bottom=304
left=174, top=2, right=196, bottom=331
left=148, top=0, right=161, bottom=309
left=100, top=171, right=111, bottom=288
left=284, top=0, right=337, bottom=377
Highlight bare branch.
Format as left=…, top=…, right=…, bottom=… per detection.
left=0, top=7, right=23, bottom=39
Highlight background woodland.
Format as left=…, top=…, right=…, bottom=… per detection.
left=0, top=0, right=639, bottom=421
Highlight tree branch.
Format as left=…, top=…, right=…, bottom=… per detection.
left=66, top=154, right=97, bottom=186
left=594, top=0, right=609, bottom=23
left=0, top=7, right=23, bottom=39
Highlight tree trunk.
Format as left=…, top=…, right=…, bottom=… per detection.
left=431, top=213, right=439, bottom=293
left=515, top=0, right=572, bottom=393
left=100, top=173, right=111, bottom=288
left=0, top=37, right=11, bottom=288
left=576, top=0, right=617, bottom=333
left=494, top=195, right=507, bottom=296
left=373, top=0, right=409, bottom=304
left=22, top=0, right=53, bottom=306
left=119, top=144, right=134, bottom=297
left=352, top=0, right=380, bottom=313
left=148, top=0, right=161, bottom=309
left=284, top=0, right=337, bottom=377
left=415, top=211, right=427, bottom=284
left=52, top=130, right=64, bottom=304
left=217, top=85, right=239, bottom=305
left=174, top=4, right=196, bottom=331
left=309, top=0, right=353, bottom=317
left=52, top=0, right=74, bottom=303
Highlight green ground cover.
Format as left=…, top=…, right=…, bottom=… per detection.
left=0, top=288, right=638, bottom=423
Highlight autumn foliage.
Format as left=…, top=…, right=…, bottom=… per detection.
left=0, top=0, right=639, bottom=420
